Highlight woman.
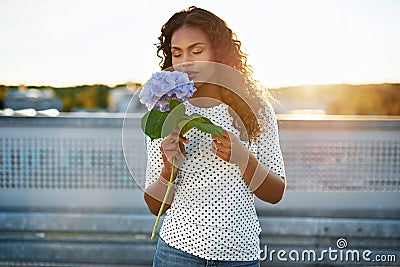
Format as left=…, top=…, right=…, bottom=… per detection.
left=144, top=6, right=286, bottom=267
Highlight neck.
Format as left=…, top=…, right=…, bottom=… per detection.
left=189, top=83, right=223, bottom=108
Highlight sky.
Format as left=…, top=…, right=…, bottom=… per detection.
left=0, top=0, right=400, bottom=88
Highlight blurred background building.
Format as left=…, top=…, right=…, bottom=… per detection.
left=108, top=83, right=147, bottom=113
left=3, top=86, right=62, bottom=111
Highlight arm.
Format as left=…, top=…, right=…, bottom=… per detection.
left=143, top=168, right=176, bottom=215
left=211, top=130, right=286, bottom=204
left=239, top=152, right=286, bottom=204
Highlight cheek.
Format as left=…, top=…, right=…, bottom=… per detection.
left=202, top=50, right=216, bottom=62
left=172, top=60, right=184, bottom=72
left=196, top=62, right=216, bottom=82
left=171, top=57, right=178, bottom=66
left=171, top=58, right=184, bottom=73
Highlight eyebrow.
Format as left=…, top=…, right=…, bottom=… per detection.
left=171, top=42, right=206, bottom=50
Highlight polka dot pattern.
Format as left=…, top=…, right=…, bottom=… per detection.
left=144, top=101, right=285, bottom=261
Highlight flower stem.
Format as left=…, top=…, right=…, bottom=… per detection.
left=151, top=157, right=175, bottom=239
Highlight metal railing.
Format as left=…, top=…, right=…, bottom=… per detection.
left=1, top=114, right=399, bottom=192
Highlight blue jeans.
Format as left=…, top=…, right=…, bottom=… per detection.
left=153, top=238, right=260, bottom=267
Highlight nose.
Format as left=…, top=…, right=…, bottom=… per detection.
left=180, top=54, right=194, bottom=68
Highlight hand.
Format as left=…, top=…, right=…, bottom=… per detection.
left=211, top=130, right=250, bottom=169
left=160, top=128, right=189, bottom=177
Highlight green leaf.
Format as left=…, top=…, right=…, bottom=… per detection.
left=191, top=120, right=223, bottom=137
left=140, top=111, right=150, bottom=133
left=141, top=109, right=169, bottom=141
left=177, top=113, right=223, bottom=137
left=190, top=114, right=214, bottom=125
left=169, top=100, right=186, bottom=117
left=161, top=113, right=181, bottom=138
left=141, top=105, right=223, bottom=140
left=178, top=119, right=194, bottom=136
left=177, top=114, right=207, bottom=136
left=169, top=99, right=182, bottom=111
left=188, top=113, right=203, bottom=120
left=161, top=101, right=187, bottom=138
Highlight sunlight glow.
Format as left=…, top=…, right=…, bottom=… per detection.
left=0, top=0, right=399, bottom=87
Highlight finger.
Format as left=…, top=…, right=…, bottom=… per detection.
left=169, top=150, right=180, bottom=158
left=171, top=151, right=187, bottom=165
left=161, top=149, right=185, bottom=167
left=211, top=141, right=227, bottom=154
left=211, top=134, right=228, bottom=144
left=162, top=143, right=186, bottom=157
left=170, top=129, right=180, bottom=140
left=211, top=134, right=224, bottom=142
left=162, top=135, right=180, bottom=147
left=217, top=144, right=230, bottom=154
left=222, top=130, right=230, bottom=138
left=212, top=137, right=231, bottom=149
left=212, top=147, right=229, bottom=161
left=178, top=141, right=186, bottom=154
left=163, top=140, right=187, bottom=151
left=162, top=143, right=179, bottom=151
left=161, top=144, right=177, bottom=155
left=161, top=137, right=174, bottom=146
left=166, top=136, right=188, bottom=145
left=213, top=130, right=232, bottom=141
left=211, top=144, right=218, bottom=155
left=164, top=151, right=179, bottom=162
left=211, top=140, right=228, bottom=152
left=171, top=128, right=180, bottom=134
left=179, top=135, right=189, bottom=144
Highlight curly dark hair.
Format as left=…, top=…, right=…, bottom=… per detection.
left=156, top=6, right=269, bottom=142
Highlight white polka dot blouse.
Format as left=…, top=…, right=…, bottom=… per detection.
left=145, top=101, right=285, bottom=261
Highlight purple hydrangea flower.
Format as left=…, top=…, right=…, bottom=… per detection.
left=139, top=71, right=196, bottom=111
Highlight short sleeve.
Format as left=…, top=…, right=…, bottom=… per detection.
left=144, top=137, right=164, bottom=189
left=255, top=103, right=286, bottom=178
